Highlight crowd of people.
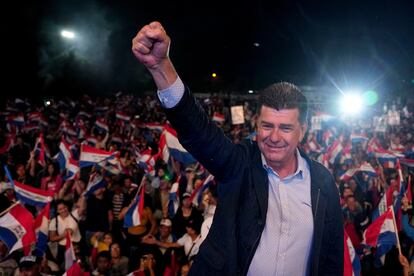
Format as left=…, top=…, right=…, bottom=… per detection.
left=0, top=89, right=413, bottom=275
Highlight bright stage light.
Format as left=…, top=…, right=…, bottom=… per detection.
left=339, top=93, right=363, bottom=115
left=61, top=30, right=75, bottom=39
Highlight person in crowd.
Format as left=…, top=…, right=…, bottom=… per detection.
left=49, top=198, right=85, bottom=267
left=143, top=218, right=203, bottom=262
left=92, top=251, right=111, bottom=276
left=109, top=242, right=129, bottom=276
left=172, top=192, right=203, bottom=238
left=85, top=186, right=113, bottom=246
left=17, top=255, right=42, bottom=276
left=39, top=162, right=62, bottom=195
left=132, top=21, right=343, bottom=275
left=10, top=136, right=30, bottom=167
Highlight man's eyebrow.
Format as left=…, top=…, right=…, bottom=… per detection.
left=279, top=123, right=294, bottom=128
left=260, top=120, right=274, bottom=126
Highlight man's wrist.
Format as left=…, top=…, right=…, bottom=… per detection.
left=148, top=58, right=178, bottom=90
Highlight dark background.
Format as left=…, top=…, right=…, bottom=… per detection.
left=1, top=0, right=413, bottom=99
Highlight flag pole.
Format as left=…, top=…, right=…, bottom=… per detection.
left=0, top=200, right=20, bottom=217
left=390, top=206, right=402, bottom=255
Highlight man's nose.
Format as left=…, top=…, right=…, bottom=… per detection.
left=269, top=128, right=281, bottom=142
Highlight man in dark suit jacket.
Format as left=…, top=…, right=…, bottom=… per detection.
left=132, top=21, right=343, bottom=275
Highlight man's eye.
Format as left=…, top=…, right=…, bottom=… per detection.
left=281, top=127, right=293, bottom=132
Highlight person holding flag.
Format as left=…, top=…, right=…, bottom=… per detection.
left=132, top=21, right=343, bottom=275
left=49, top=199, right=85, bottom=267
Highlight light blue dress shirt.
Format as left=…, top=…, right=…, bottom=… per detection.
left=247, top=151, right=313, bottom=276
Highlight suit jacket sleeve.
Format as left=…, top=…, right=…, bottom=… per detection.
left=163, top=85, right=245, bottom=181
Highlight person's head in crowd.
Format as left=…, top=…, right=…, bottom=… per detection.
left=193, top=176, right=203, bottom=190
left=103, top=232, right=113, bottom=246
left=95, top=251, right=111, bottom=274
left=124, top=175, right=134, bottom=190
left=112, top=180, right=123, bottom=194
left=56, top=200, right=71, bottom=218
left=139, top=253, right=156, bottom=273
left=345, top=196, right=359, bottom=213
left=159, top=175, right=171, bottom=191
left=185, top=219, right=201, bottom=236
left=157, top=167, right=166, bottom=178
left=19, top=255, right=41, bottom=276
left=159, top=218, right=173, bottom=240
left=110, top=242, right=122, bottom=260
left=16, top=164, right=26, bottom=178
left=96, top=132, right=105, bottom=142
left=16, top=135, right=24, bottom=146
left=256, top=82, right=308, bottom=170
left=182, top=192, right=192, bottom=208
left=46, top=162, right=60, bottom=177
left=348, top=179, right=358, bottom=192
left=342, top=186, right=353, bottom=199
left=185, top=166, right=194, bottom=178
left=205, top=184, right=218, bottom=206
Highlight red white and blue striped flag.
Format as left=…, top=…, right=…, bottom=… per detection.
left=124, top=185, right=145, bottom=228
left=344, top=230, right=361, bottom=276
left=33, top=203, right=50, bottom=256
left=0, top=203, right=36, bottom=255
left=79, top=144, right=115, bottom=168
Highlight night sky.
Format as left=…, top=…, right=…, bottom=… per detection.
left=1, top=0, right=413, bottom=99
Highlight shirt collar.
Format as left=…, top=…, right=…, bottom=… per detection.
left=261, top=148, right=305, bottom=180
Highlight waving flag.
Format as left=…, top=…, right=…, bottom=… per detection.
left=79, top=144, right=115, bottom=167
left=400, top=158, right=414, bottom=170
left=136, top=149, right=157, bottom=174
left=159, top=126, right=196, bottom=164
left=350, top=133, right=368, bottom=144
left=0, top=134, right=15, bottom=155
left=65, top=158, right=80, bottom=180
left=344, top=230, right=361, bottom=276
left=168, top=182, right=180, bottom=219
left=22, top=124, right=39, bottom=133
left=374, top=150, right=398, bottom=169
left=212, top=112, right=225, bottom=123
left=7, top=114, right=25, bottom=126
left=33, top=203, right=50, bottom=256
left=0, top=203, right=36, bottom=255
left=327, top=140, right=343, bottom=165
left=340, top=144, right=353, bottom=165
left=362, top=208, right=398, bottom=267
left=65, top=231, right=76, bottom=270
left=358, top=162, right=377, bottom=177
left=124, top=185, right=145, bottom=228
left=33, top=133, right=46, bottom=167
left=84, top=173, right=107, bottom=197
left=190, top=174, right=215, bottom=207
left=371, top=193, right=388, bottom=222
left=340, top=168, right=358, bottom=182
left=141, top=122, right=164, bottom=132
left=95, top=119, right=109, bottom=133
left=4, top=165, right=53, bottom=206
left=14, top=181, right=53, bottom=207
left=99, top=157, right=123, bottom=176
left=63, top=262, right=88, bottom=276
left=56, top=138, right=73, bottom=172
left=317, top=152, right=329, bottom=169
left=115, top=111, right=131, bottom=122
